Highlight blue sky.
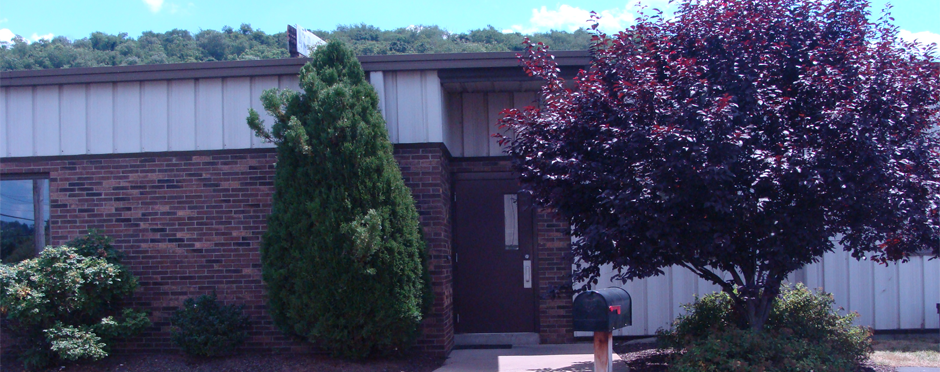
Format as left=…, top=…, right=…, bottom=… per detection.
left=1, top=0, right=938, bottom=48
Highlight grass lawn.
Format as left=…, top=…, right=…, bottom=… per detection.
left=870, top=337, right=940, bottom=368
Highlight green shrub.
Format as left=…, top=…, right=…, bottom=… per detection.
left=170, top=293, right=250, bottom=357
left=0, top=239, right=150, bottom=370
left=65, top=229, right=124, bottom=263
left=658, top=284, right=872, bottom=372
left=247, top=40, right=429, bottom=359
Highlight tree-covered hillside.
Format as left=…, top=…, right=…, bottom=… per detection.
left=0, top=24, right=591, bottom=71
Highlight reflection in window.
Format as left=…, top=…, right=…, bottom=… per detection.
left=504, top=194, right=518, bottom=250
left=1, top=179, right=49, bottom=263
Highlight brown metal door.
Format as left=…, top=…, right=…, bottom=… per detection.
left=453, top=175, right=536, bottom=334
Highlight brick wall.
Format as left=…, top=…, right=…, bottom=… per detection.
left=0, top=146, right=572, bottom=356
left=394, top=144, right=454, bottom=356
left=0, top=149, right=300, bottom=352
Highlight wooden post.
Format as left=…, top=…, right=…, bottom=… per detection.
left=32, top=179, right=45, bottom=255
left=593, top=331, right=613, bottom=372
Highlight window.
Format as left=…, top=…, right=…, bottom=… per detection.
left=504, top=194, right=518, bottom=250
left=1, top=176, right=49, bottom=263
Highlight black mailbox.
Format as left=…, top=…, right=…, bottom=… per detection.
left=573, top=287, right=632, bottom=332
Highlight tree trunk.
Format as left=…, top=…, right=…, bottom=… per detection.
left=729, top=277, right=783, bottom=332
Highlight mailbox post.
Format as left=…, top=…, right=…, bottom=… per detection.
left=573, top=288, right=632, bottom=372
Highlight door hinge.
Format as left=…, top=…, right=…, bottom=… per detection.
left=456, top=313, right=460, bottom=323
left=453, top=191, right=457, bottom=203
left=454, top=253, right=458, bottom=263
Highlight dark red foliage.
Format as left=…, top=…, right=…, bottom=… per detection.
left=499, top=0, right=940, bottom=330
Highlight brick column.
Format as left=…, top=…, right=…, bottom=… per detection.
left=536, top=209, right=574, bottom=343
left=393, top=144, right=454, bottom=356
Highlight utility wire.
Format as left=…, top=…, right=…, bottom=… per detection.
left=0, top=213, right=34, bottom=222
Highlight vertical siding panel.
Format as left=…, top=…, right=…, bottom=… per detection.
left=445, top=92, right=463, bottom=157
left=924, top=258, right=940, bottom=329
left=848, top=257, right=874, bottom=327
left=646, top=269, right=672, bottom=334
left=7, top=87, right=34, bottom=157
left=487, top=93, right=511, bottom=156
left=672, top=266, right=697, bottom=319
left=383, top=73, right=399, bottom=143
left=822, top=250, right=849, bottom=312
left=222, top=77, right=252, bottom=149
left=898, top=257, right=924, bottom=329
left=873, top=263, right=900, bottom=329
left=59, top=85, right=87, bottom=156
left=140, top=81, right=169, bottom=152
left=513, top=91, right=538, bottom=108
left=0, top=88, right=6, bottom=157
left=696, top=275, right=721, bottom=296
left=804, top=260, right=824, bottom=290
left=113, top=82, right=141, bottom=153
left=249, top=76, right=279, bottom=148
left=424, top=71, right=444, bottom=143
left=168, top=80, right=196, bottom=151
left=33, top=86, right=60, bottom=156
left=195, top=78, right=223, bottom=150
left=278, top=75, right=300, bottom=91
left=86, top=83, right=113, bottom=154
left=396, top=71, right=425, bottom=143
left=369, top=71, right=386, bottom=119
left=461, top=93, right=486, bottom=157
left=623, top=278, right=649, bottom=335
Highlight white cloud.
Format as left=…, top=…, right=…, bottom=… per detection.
left=143, top=0, right=164, bottom=13
left=898, top=29, right=940, bottom=48
left=0, top=28, right=15, bottom=44
left=503, top=1, right=676, bottom=35
left=29, top=33, right=54, bottom=42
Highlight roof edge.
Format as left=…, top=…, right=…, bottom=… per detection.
left=1, top=51, right=591, bottom=87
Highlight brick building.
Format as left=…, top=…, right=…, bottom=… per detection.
left=2, top=52, right=936, bottom=357
left=0, top=52, right=590, bottom=356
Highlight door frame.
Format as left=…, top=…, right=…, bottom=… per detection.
left=452, top=171, right=541, bottom=334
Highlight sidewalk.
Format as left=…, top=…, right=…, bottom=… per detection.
left=433, top=343, right=629, bottom=372
left=432, top=343, right=940, bottom=372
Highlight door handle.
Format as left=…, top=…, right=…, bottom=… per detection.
left=523, top=260, right=532, bottom=288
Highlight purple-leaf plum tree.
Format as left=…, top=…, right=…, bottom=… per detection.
left=499, top=0, right=940, bottom=331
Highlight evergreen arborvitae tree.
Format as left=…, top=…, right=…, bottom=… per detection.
left=247, top=40, right=428, bottom=359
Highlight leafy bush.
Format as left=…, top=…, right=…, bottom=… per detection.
left=247, top=41, right=429, bottom=358
left=170, top=293, right=250, bottom=357
left=658, top=284, right=871, bottom=372
left=0, top=236, right=149, bottom=370
left=64, top=229, right=124, bottom=263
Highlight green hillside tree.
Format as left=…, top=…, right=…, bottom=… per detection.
left=246, top=40, right=428, bottom=358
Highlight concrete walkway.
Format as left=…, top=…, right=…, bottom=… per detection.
left=433, top=343, right=629, bottom=372
left=433, top=343, right=940, bottom=372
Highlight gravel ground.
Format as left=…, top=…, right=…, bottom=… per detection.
left=0, top=351, right=444, bottom=372
left=614, top=340, right=898, bottom=372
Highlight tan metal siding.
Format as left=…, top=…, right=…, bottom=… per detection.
left=167, top=80, right=196, bottom=151
left=141, top=81, right=169, bottom=153
left=7, top=86, right=33, bottom=156
left=59, top=85, right=87, bottom=155
left=578, top=251, right=939, bottom=337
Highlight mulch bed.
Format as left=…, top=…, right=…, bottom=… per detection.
left=0, top=351, right=444, bottom=372
left=615, top=341, right=898, bottom=372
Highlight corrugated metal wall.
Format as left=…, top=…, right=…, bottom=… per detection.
left=1, top=76, right=305, bottom=157
left=371, top=70, right=445, bottom=145
left=576, top=249, right=939, bottom=337
left=443, top=90, right=538, bottom=157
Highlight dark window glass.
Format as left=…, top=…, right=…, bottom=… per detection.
left=1, top=178, right=49, bottom=263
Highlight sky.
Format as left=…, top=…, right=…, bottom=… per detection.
left=1, top=0, right=939, bottom=48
